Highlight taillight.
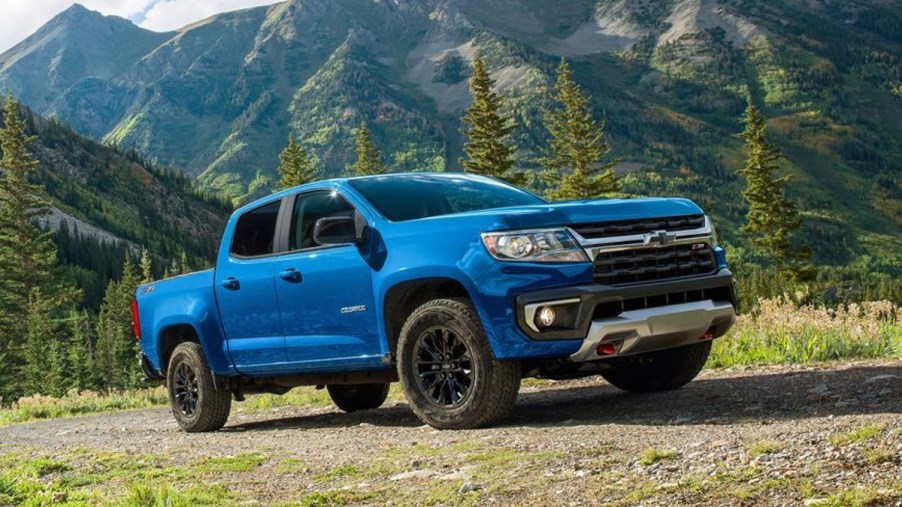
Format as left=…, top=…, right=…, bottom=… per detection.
left=131, top=299, right=141, bottom=342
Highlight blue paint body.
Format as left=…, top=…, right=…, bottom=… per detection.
left=136, top=174, right=725, bottom=377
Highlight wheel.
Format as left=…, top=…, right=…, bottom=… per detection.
left=397, top=298, right=520, bottom=430
left=166, top=342, right=231, bottom=432
left=600, top=341, right=712, bottom=393
left=327, top=383, right=390, bottom=412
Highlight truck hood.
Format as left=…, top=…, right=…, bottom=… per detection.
left=467, top=197, right=704, bottom=232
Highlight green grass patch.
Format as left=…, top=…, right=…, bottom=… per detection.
left=830, top=424, right=882, bottom=446
left=124, top=481, right=234, bottom=507
left=196, top=453, right=266, bottom=473
left=639, top=448, right=680, bottom=466
left=277, top=458, right=308, bottom=474
left=313, top=464, right=363, bottom=483
left=0, top=388, right=168, bottom=426
left=709, top=298, right=902, bottom=368
left=748, top=440, right=783, bottom=456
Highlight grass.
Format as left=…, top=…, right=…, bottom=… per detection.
left=197, top=453, right=266, bottom=473
left=0, top=388, right=168, bottom=426
left=0, top=450, right=244, bottom=506
left=639, top=448, right=680, bottom=466
left=748, top=440, right=783, bottom=456
left=830, top=424, right=883, bottom=446
left=709, top=297, right=902, bottom=367
left=0, top=297, right=898, bottom=428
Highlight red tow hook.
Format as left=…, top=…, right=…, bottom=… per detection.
left=596, top=343, right=618, bottom=356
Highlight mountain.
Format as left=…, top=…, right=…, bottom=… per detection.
left=1, top=104, right=231, bottom=307
left=0, top=0, right=899, bottom=269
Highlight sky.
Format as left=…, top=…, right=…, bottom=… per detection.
left=0, top=0, right=281, bottom=53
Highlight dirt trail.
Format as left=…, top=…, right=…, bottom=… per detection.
left=1, top=360, right=900, bottom=505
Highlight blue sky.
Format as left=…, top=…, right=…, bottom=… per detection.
left=0, top=0, right=280, bottom=53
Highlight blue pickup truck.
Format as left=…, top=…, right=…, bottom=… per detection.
left=133, top=173, right=736, bottom=432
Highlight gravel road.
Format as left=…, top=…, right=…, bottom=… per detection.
left=1, top=360, right=900, bottom=505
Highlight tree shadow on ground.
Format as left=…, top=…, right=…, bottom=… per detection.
left=224, top=364, right=900, bottom=432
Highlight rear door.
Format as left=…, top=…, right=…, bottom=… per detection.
left=272, top=190, right=383, bottom=371
left=215, top=199, right=287, bottom=373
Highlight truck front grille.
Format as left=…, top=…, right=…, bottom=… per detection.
left=594, top=243, right=716, bottom=285
left=572, top=214, right=705, bottom=240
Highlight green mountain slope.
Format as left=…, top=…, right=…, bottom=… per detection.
left=1, top=105, right=231, bottom=307
left=0, top=0, right=899, bottom=269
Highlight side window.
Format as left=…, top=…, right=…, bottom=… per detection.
left=289, top=191, right=355, bottom=251
left=230, top=200, right=280, bottom=257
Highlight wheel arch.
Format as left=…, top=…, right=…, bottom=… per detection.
left=158, top=324, right=202, bottom=374
left=382, top=277, right=474, bottom=360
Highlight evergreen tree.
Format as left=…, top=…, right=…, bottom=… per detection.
left=67, top=309, right=102, bottom=392
left=139, top=247, right=153, bottom=283
left=0, top=96, right=59, bottom=352
left=22, top=289, right=71, bottom=397
left=459, top=54, right=526, bottom=186
left=540, top=60, right=619, bottom=200
left=351, top=123, right=386, bottom=176
left=738, top=99, right=803, bottom=270
left=96, top=253, right=142, bottom=390
left=278, top=136, right=316, bottom=189
left=0, top=348, right=10, bottom=405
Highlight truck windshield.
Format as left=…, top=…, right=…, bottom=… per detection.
left=348, top=174, right=545, bottom=221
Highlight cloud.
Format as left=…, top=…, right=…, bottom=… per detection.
left=139, top=0, right=279, bottom=32
left=0, top=0, right=281, bottom=54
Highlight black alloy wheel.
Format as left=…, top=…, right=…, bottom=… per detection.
left=172, top=362, right=199, bottom=416
left=414, top=326, right=474, bottom=407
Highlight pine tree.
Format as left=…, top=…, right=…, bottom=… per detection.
left=0, top=96, right=59, bottom=352
left=67, top=309, right=102, bottom=392
left=540, top=59, right=619, bottom=201
left=139, top=247, right=153, bottom=283
left=96, top=253, right=142, bottom=390
left=22, top=289, right=71, bottom=397
left=738, top=98, right=802, bottom=270
left=351, top=123, right=386, bottom=176
left=278, top=136, right=316, bottom=189
left=460, top=54, right=526, bottom=186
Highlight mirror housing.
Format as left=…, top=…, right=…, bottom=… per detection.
left=313, top=211, right=367, bottom=246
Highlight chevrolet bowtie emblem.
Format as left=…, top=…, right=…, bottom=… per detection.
left=643, top=230, right=677, bottom=246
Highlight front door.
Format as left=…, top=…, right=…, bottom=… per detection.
left=273, top=190, right=382, bottom=371
left=215, top=199, right=287, bottom=373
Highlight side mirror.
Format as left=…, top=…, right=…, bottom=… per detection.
left=313, top=211, right=368, bottom=246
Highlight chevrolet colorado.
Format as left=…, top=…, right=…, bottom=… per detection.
left=133, top=173, right=736, bottom=431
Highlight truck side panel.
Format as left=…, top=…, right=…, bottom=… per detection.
left=137, top=270, right=236, bottom=376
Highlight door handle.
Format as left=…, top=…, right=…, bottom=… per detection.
left=278, top=268, right=302, bottom=282
left=220, top=277, right=240, bottom=290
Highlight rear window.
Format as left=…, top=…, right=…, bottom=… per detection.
left=230, top=200, right=280, bottom=257
left=348, top=174, right=543, bottom=221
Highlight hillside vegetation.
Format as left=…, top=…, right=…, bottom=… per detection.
left=0, top=0, right=898, bottom=278
left=0, top=105, right=230, bottom=308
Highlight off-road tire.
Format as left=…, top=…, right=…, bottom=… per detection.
left=601, top=341, right=712, bottom=393
left=397, top=298, right=520, bottom=430
left=327, top=383, right=390, bottom=412
left=166, top=342, right=231, bottom=432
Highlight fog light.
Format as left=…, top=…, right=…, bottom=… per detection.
left=536, top=306, right=556, bottom=328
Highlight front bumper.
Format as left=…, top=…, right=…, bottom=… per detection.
left=569, top=299, right=735, bottom=361
left=514, top=270, right=737, bottom=360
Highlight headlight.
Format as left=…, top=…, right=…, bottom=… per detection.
left=707, top=215, right=718, bottom=248
left=481, top=229, right=589, bottom=263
